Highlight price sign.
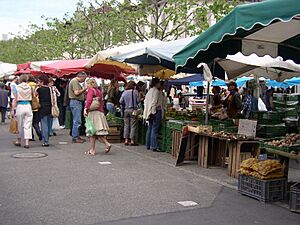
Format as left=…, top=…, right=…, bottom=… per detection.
left=238, top=119, right=257, bottom=137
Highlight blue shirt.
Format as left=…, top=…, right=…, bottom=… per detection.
left=120, top=89, right=140, bottom=109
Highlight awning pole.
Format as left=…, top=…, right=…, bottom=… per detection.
left=205, top=82, right=210, bottom=125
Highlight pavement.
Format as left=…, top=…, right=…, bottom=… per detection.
left=0, top=124, right=299, bottom=225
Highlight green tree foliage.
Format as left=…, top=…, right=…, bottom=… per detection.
left=0, top=0, right=241, bottom=64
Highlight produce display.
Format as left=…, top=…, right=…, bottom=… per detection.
left=239, top=158, right=284, bottom=180
left=207, top=131, right=252, bottom=140
left=166, top=108, right=204, bottom=121
left=106, top=113, right=123, bottom=125
left=266, top=133, right=300, bottom=147
left=263, top=133, right=300, bottom=154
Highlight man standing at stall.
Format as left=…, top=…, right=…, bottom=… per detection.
left=69, top=72, right=87, bottom=143
left=223, top=81, right=242, bottom=118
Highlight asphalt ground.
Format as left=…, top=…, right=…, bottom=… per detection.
left=0, top=124, right=299, bottom=225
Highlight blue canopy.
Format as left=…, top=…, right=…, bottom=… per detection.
left=190, top=80, right=227, bottom=87
left=167, top=74, right=204, bottom=91
left=284, top=77, right=300, bottom=86
left=236, top=77, right=253, bottom=87
left=267, top=80, right=289, bottom=89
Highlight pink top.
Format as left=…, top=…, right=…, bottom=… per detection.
left=85, top=87, right=104, bottom=113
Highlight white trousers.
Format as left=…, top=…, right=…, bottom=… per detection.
left=16, top=104, right=33, bottom=140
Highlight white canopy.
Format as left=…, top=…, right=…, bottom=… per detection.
left=85, top=39, right=163, bottom=68
left=217, top=52, right=300, bottom=82
left=0, top=62, right=17, bottom=78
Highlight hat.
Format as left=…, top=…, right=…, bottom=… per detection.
left=227, top=81, right=237, bottom=88
left=8, top=75, right=16, bottom=81
left=77, top=72, right=87, bottom=77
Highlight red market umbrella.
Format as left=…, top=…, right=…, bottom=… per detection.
left=40, top=59, right=134, bottom=81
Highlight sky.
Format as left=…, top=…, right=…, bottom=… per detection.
left=0, top=0, right=80, bottom=36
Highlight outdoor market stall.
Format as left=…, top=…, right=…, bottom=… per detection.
left=173, top=0, right=300, bottom=207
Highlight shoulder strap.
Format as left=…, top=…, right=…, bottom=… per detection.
left=131, top=89, right=135, bottom=108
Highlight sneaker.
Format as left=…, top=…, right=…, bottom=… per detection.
left=152, top=148, right=162, bottom=152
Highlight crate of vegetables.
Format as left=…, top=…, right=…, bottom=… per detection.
left=263, top=134, right=300, bottom=153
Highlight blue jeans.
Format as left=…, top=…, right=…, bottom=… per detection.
left=70, top=99, right=83, bottom=140
left=48, top=117, right=53, bottom=135
left=146, top=110, right=162, bottom=150
left=41, top=115, right=51, bottom=144
left=106, top=102, right=116, bottom=115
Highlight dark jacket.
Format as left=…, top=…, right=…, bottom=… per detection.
left=224, top=91, right=242, bottom=118
left=0, top=89, right=8, bottom=108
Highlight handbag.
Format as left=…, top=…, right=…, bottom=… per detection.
left=89, top=89, right=100, bottom=111
left=9, top=117, right=19, bottom=134
left=50, top=87, right=60, bottom=118
left=131, top=90, right=141, bottom=116
left=31, top=87, right=40, bottom=110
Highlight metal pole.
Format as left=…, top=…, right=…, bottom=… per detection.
left=205, top=82, right=210, bottom=125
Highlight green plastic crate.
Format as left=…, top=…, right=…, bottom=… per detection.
left=252, top=111, right=284, bottom=125
left=256, top=124, right=288, bottom=138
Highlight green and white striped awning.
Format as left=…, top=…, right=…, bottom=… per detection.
left=174, top=0, right=300, bottom=73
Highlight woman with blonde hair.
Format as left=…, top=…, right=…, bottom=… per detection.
left=12, top=74, right=33, bottom=148
left=84, top=78, right=111, bottom=155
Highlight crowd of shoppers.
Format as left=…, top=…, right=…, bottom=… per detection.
left=3, top=73, right=172, bottom=155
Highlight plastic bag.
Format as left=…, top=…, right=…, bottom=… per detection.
left=258, top=98, right=267, bottom=111
left=85, top=118, right=96, bottom=136
left=52, top=117, right=60, bottom=130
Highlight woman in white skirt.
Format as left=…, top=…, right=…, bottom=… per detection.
left=84, top=78, right=111, bottom=155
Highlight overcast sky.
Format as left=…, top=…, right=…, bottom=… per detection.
left=0, top=0, right=79, bottom=36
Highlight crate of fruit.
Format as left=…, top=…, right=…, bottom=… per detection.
left=289, top=182, right=300, bottom=213
left=238, top=174, right=287, bottom=202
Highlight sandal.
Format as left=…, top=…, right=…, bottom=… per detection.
left=105, top=145, right=112, bottom=154
left=129, top=142, right=138, bottom=146
left=85, top=150, right=96, bottom=156
left=13, top=142, right=21, bottom=147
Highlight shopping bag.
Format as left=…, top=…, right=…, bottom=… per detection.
left=52, top=117, right=60, bottom=130
left=85, top=117, right=96, bottom=136
left=258, top=98, right=267, bottom=112
left=9, top=117, right=19, bottom=134
left=51, top=105, right=60, bottom=118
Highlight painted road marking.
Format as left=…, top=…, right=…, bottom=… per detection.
left=58, top=142, right=68, bottom=145
left=177, top=201, right=198, bottom=207
left=98, top=162, right=112, bottom=165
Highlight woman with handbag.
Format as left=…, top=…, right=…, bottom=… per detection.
left=28, top=75, right=42, bottom=141
left=48, top=78, right=60, bottom=136
left=84, top=78, right=111, bottom=156
left=119, top=81, right=140, bottom=146
left=37, top=75, right=52, bottom=147
left=12, top=74, right=33, bottom=149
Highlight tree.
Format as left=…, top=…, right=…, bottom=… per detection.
left=0, top=0, right=242, bottom=63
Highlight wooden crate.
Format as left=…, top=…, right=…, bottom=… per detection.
left=172, top=130, right=182, bottom=158
left=108, top=125, right=122, bottom=143
left=198, top=136, right=227, bottom=168
left=228, top=141, right=260, bottom=178
left=188, top=125, right=212, bottom=134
